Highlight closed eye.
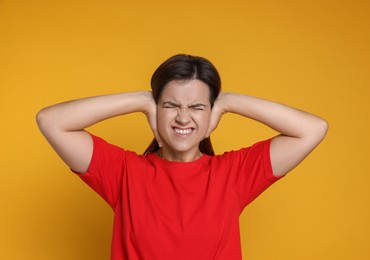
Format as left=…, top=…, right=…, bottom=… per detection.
left=161, top=102, right=208, bottom=111
left=162, top=102, right=180, bottom=109
left=188, top=104, right=207, bottom=111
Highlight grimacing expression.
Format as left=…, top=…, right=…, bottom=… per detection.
left=157, top=79, right=211, bottom=159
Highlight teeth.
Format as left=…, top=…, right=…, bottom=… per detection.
left=174, top=128, right=192, bottom=135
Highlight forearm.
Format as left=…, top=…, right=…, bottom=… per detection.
left=37, top=91, right=152, bottom=133
left=220, top=92, right=328, bottom=140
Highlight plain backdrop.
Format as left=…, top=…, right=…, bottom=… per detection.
left=1, top=0, right=369, bottom=259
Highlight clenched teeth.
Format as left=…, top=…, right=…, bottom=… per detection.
left=174, top=128, right=192, bottom=135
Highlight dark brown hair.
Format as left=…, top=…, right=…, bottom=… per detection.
left=144, top=54, right=221, bottom=155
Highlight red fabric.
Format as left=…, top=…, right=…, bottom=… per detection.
left=76, top=134, right=281, bottom=260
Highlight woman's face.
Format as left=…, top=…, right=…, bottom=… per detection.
left=157, top=79, right=211, bottom=161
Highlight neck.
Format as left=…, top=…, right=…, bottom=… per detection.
left=157, top=148, right=202, bottom=162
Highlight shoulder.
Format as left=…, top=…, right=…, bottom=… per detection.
left=216, top=139, right=272, bottom=161
left=89, top=134, right=147, bottom=166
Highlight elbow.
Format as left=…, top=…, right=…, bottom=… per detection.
left=36, top=108, right=45, bottom=130
left=299, top=117, right=329, bottom=147
left=312, top=117, right=329, bottom=144
left=36, top=107, right=54, bottom=134
left=36, top=108, right=44, bottom=126
left=319, top=118, right=329, bottom=138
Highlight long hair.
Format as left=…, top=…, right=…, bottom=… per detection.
left=143, top=54, right=221, bottom=155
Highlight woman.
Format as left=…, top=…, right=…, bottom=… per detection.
left=36, top=54, right=328, bottom=259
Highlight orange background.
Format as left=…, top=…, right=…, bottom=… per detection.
left=1, top=0, right=369, bottom=259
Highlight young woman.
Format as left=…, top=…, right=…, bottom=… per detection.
left=36, top=54, right=328, bottom=259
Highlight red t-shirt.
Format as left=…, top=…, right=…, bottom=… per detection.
left=76, top=134, right=281, bottom=259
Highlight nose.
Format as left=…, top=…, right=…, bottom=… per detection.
left=175, top=107, right=191, bottom=125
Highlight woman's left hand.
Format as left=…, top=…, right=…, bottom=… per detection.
left=206, top=92, right=227, bottom=138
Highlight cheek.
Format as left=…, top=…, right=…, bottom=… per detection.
left=195, top=113, right=211, bottom=130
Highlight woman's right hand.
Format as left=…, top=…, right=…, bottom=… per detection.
left=144, top=93, right=163, bottom=147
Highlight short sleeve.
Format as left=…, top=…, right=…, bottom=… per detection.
left=229, top=139, right=283, bottom=209
left=73, top=134, right=126, bottom=209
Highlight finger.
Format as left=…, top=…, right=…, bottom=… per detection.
left=206, top=112, right=222, bottom=137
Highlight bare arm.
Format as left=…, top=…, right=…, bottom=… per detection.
left=207, top=92, right=328, bottom=177
left=36, top=91, right=158, bottom=173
